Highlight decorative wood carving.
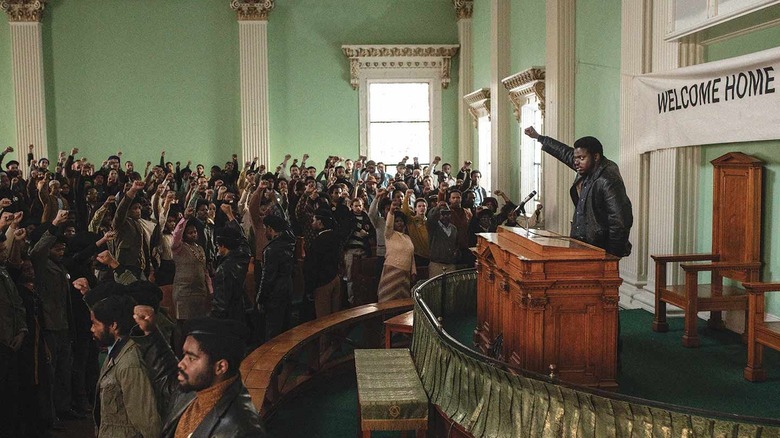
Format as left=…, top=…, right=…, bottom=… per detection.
left=474, top=226, right=621, bottom=389
left=230, top=0, right=274, bottom=21
left=453, top=0, right=473, bottom=19
left=1, top=0, right=46, bottom=22
left=502, top=67, right=545, bottom=121
left=652, top=152, right=764, bottom=348
left=341, top=45, right=460, bottom=90
left=463, top=88, right=490, bottom=127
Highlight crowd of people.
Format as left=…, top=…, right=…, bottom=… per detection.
left=0, top=144, right=529, bottom=437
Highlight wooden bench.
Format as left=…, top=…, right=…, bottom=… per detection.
left=384, top=310, right=414, bottom=348
left=355, top=349, right=428, bottom=437
left=240, top=299, right=413, bottom=416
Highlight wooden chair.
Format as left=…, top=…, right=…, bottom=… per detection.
left=651, top=152, right=763, bottom=347
left=743, top=282, right=780, bottom=381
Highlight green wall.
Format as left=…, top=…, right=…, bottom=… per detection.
left=471, top=0, right=492, bottom=91
left=0, top=22, right=15, bottom=153
left=267, top=0, right=459, bottom=168
left=701, top=27, right=780, bottom=315
left=42, top=0, right=240, bottom=168
left=509, top=0, right=545, bottom=74
left=574, top=0, right=621, bottom=162
left=509, top=0, right=546, bottom=199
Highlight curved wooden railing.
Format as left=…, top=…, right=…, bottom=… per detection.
left=411, top=269, right=780, bottom=437
left=240, top=298, right=413, bottom=417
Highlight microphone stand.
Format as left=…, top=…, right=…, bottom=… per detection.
left=517, top=205, right=531, bottom=235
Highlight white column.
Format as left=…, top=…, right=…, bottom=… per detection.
left=455, top=0, right=474, bottom=165
left=231, top=0, right=273, bottom=168
left=617, top=0, right=651, bottom=307
left=489, top=0, right=510, bottom=194
left=544, top=0, right=576, bottom=235
left=639, top=1, right=703, bottom=311
left=3, top=1, right=49, bottom=175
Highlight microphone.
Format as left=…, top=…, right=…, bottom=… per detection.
left=514, top=190, right=537, bottom=215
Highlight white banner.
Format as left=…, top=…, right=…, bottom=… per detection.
left=633, top=46, right=780, bottom=154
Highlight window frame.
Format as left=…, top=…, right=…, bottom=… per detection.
left=342, top=44, right=459, bottom=164
left=360, top=74, right=441, bottom=163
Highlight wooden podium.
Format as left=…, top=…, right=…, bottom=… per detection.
left=473, top=226, right=622, bottom=389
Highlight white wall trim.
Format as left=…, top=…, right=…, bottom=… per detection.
left=544, top=0, right=576, bottom=236
left=455, top=2, right=475, bottom=166
left=8, top=21, right=48, bottom=174
left=342, top=45, right=458, bottom=162
left=237, top=20, right=271, bottom=168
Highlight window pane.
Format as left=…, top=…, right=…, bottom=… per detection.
left=369, top=122, right=430, bottom=163
left=369, top=83, right=430, bottom=122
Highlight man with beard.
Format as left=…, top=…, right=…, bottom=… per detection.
left=257, top=215, right=296, bottom=341
left=131, top=313, right=267, bottom=437
left=90, top=293, right=161, bottom=438
left=524, top=126, right=633, bottom=257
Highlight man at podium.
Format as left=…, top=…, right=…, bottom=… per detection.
left=524, top=127, right=633, bottom=258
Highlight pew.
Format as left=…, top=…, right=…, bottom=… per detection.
left=240, top=299, right=413, bottom=417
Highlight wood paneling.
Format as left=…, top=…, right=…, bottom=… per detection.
left=474, top=227, right=621, bottom=389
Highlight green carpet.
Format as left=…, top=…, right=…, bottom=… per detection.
left=265, top=309, right=780, bottom=436
left=617, top=308, right=780, bottom=417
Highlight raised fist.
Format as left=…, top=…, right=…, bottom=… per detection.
left=53, top=209, right=69, bottom=225
left=96, top=250, right=118, bottom=268
left=72, top=277, right=90, bottom=295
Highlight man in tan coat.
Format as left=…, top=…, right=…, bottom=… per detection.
left=90, top=293, right=160, bottom=438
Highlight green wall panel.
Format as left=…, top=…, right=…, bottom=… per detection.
left=471, top=0, right=491, bottom=90
left=574, top=0, right=621, bottom=162
left=702, top=29, right=780, bottom=315
left=0, top=22, right=15, bottom=154
left=509, top=0, right=545, bottom=74
left=706, top=24, right=780, bottom=62
left=508, top=0, right=546, bottom=200
left=267, top=0, right=458, bottom=169
left=43, top=0, right=240, bottom=168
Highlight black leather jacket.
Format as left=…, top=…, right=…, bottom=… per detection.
left=134, top=330, right=268, bottom=438
left=257, top=230, right=296, bottom=304
left=211, top=243, right=252, bottom=321
left=539, top=136, right=633, bottom=257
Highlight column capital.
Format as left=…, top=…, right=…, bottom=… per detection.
left=1, top=0, right=47, bottom=22
left=230, top=0, right=274, bottom=21
left=453, top=0, right=473, bottom=20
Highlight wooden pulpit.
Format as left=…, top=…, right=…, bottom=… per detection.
left=474, top=226, right=622, bottom=389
